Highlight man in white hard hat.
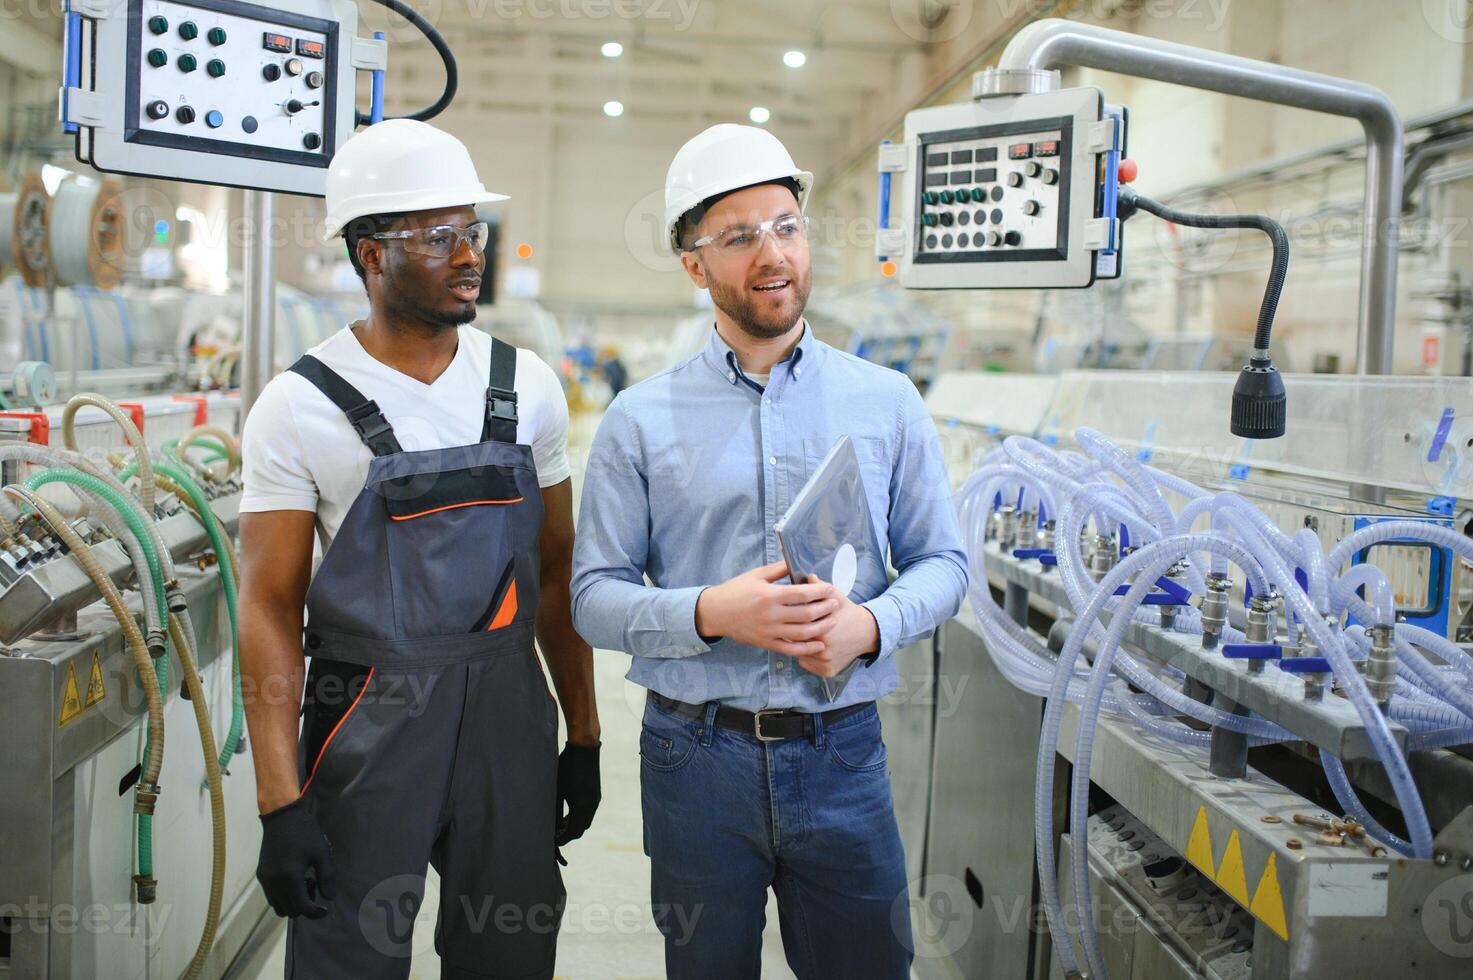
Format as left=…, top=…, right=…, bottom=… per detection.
left=238, top=118, right=600, bottom=978
left=572, top=124, right=967, bottom=977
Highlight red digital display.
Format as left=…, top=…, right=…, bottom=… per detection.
left=1035, top=139, right=1060, bottom=157
left=296, top=38, right=325, bottom=58
left=1008, top=142, right=1033, bottom=160
left=263, top=32, right=291, bottom=52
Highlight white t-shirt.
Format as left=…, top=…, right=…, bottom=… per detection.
left=240, top=324, right=570, bottom=551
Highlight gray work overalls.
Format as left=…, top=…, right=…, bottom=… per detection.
left=284, top=337, right=563, bottom=979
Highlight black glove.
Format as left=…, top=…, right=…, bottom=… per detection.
left=555, top=742, right=602, bottom=847
left=256, top=798, right=337, bottom=919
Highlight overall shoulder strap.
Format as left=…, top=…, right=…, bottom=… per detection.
left=287, top=355, right=403, bottom=457
left=481, top=337, right=520, bottom=444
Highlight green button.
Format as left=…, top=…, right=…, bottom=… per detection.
left=922, top=213, right=938, bottom=227
left=971, top=187, right=986, bottom=203
left=148, top=15, right=168, bottom=34
left=922, top=191, right=939, bottom=206
left=207, top=59, right=226, bottom=77
left=939, top=190, right=955, bottom=205
left=178, top=21, right=198, bottom=40
left=177, top=53, right=197, bottom=72
left=207, top=26, right=227, bottom=45
left=147, top=48, right=168, bottom=68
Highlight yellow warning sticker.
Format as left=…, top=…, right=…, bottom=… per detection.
left=1216, top=830, right=1251, bottom=905
left=1250, top=852, right=1290, bottom=941
left=58, top=663, right=84, bottom=727
left=1185, top=805, right=1215, bottom=875
left=84, top=652, right=106, bottom=707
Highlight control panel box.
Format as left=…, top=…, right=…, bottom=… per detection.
left=64, top=0, right=385, bottom=195
left=878, top=85, right=1125, bottom=289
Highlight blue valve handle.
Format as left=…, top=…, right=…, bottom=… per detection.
left=1112, top=575, right=1192, bottom=603
left=1275, top=657, right=1331, bottom=673
left=1222, top=643, right=1283, bottom=661
left=62, top=2, right=82, bottom=134
left=370, top=31, right=386, bottom=124
left=1038, top=553, right=1058, bottom=566
left=1100, top=111, right=1121, bottom=255
left=1013, top=548, right=1052, bottom=560
left=877, top=139, right=892, bottom=262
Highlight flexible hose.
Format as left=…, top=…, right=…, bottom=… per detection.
left=120, top=457, right=243, bottom=769
left=2, top=484, right=166, bottom=883
left=168, top=610, right=226, bottom=980
left=176, top=424, right=241, bottom=478
left=355, top=0, right=457, bottom=124
left=61, top=393, right=156, bottom=515
left=1120, top=187, right=1288, bottom=352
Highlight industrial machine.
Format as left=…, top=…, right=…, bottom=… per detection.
left=874, top=18, right=1473, bottom=980
left=0, top=393, right=249, bottom=979
left=0, top=0, right=461, bottom=974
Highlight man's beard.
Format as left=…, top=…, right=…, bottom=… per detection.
left=708, top=267, right=811, bottom=340
left=383, top=284, right=479, bottom=330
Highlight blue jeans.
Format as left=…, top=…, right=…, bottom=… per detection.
left=639, top=695, right=913, bottom=979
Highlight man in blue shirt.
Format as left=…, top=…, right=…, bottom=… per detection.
left=571, top=124, right=967, bottom=978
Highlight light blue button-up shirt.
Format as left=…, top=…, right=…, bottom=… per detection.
left=570, top=323, right=967, bottom=711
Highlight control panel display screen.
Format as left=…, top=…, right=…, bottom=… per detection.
left=914, top=118, right=1071, bottom=265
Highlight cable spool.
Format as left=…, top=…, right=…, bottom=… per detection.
left=0, top=173, right=53, bottom=287
left=49, top=174, right=123, bottom=290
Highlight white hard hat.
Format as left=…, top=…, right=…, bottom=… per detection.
left=322, top=119, right=508, bottom=242
left=663, top=124, right=813, bottom=253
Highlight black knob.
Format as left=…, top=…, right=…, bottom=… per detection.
left=302, top=132, right=322, bottom=150
left=286, top=99, right=304, bottom=115
left=146, top=100, right=170, bottom=120
left=1004, top=230, right=1022, bottom=246
left=175, top=105, right=196, bottom=124
left=262, top=63, right=281, bottom=81
left=1023, top=200, right=1041, bottom=216
left=937, top=211, right=954, bottom=227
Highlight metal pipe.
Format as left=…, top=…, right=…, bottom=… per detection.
left=998, top=18, right=1404, bottom=375
left=239, top=190, right=276, bottom=424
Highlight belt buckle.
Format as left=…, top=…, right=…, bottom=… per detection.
left=753, top=708, right=784, bottom=742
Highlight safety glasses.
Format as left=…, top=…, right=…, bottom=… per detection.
left=371, top=221, right=490, bottom=258
left=688, top=213, right=810, bottom=255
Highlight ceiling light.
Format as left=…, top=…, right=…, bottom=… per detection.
left=603, top=100, right=624, bottom=117
left=748, top=106, right=770, bottom=124
left=783, top=50, right=806, bottom=68
left=601, top=41, right=623, bottom=58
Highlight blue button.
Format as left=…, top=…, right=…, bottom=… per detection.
left=241, top=115, right=258, bottom=134
left=205, top=109, right=223, bottom=128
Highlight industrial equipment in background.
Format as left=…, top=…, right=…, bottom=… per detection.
left=872, top=18, right=1473, bottom=980
left=0, top=0, right=472, bottom=976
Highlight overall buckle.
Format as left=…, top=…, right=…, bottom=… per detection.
left=486, top=386, right=519, bottom=425
left=346, top=401, right=393, bottom=444
left=753, top=708, right=785, bottom=742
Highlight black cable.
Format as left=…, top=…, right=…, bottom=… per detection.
left=1118, top=186, right=1287, bottom=352
left=1117, top=185, right=1290, bottom=438
left=355, top=0, right=458, bottom=126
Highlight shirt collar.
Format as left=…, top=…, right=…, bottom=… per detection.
left=703, top=320, right=817, bottom=389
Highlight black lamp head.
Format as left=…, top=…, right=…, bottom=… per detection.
left=1231, top=355, right=1286, bottom=439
